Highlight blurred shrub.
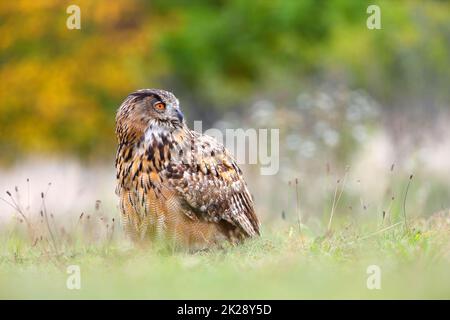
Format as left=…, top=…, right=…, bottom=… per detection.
left=0, top=0, right=449, bottom=161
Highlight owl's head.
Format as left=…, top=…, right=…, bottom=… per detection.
left=116, top=89, right=185, bottom=142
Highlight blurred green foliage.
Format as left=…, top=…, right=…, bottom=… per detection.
left=0, top=0, right=449, bottom=161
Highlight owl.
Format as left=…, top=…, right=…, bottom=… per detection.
left=115, top=89, right=260, bottom=250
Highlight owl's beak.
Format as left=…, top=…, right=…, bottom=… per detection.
left=175, top=109, right=184, bottom=123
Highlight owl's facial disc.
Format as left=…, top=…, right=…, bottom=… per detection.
left=150, top=98, right=184, bottom=126
left=131, top=90, right=183, bottom=126
left=117, top=89, right=185, bottom=141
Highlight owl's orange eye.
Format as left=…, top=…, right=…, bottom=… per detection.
left=154, top=102, right=166, bottom=111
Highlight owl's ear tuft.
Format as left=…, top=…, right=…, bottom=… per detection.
left=128, top=90, right=162, bottom=102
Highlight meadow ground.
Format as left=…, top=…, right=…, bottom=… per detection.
left=0, top=210, right=448, bottom=299
left=0, top=158, right=449, bottom=299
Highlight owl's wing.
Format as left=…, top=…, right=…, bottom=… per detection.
left=165, top=130, right=260, bottom=237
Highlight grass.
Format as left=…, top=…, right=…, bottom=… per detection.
left=0, top=166, right=449, bottom=300
left=0, top=210, right=448, bottom=299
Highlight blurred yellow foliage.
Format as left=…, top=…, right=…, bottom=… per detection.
left=0, top=1, right=168, bottom=161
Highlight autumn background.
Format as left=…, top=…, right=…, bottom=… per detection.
left=0, top=1, right=449, bottom=299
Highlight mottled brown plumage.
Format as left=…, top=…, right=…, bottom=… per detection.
left=115, top=89, right=260, bottom=250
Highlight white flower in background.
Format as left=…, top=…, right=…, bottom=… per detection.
left=251, top=100, right=275, bottom=126
left=323, top=129, right=340, bottom=147
left=314, top=121, right=340, bottom=147
left=347, top=103, right=362, bottom=122
left=348, top=90, right=380, bottom=121
left=316, top=92, right=334, bottom=111
left=314, top=121, right=330, bottom=136
left=353, top=124, right=368, bottom=143
left=299, top=140, right=316, bottom=158
left=363, top=98, right=380, bottom=118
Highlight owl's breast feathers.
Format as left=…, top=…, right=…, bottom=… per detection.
left=116, top=126, right=260, bottom=241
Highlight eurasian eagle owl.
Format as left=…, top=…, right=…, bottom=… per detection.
left=115, top=89, right=260, bottom=250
